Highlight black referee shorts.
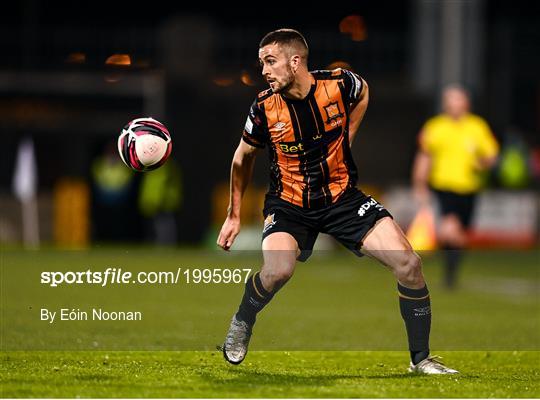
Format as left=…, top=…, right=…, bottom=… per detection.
left=432, top=188, right=477, bottom=228
left=262, top=188, right=392, bottom=262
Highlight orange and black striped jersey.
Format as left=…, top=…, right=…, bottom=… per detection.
left=242, top=68, right=363, bottom=209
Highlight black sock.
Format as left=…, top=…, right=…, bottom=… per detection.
left=236, top=272, right=274, bottom=326
left=398, top=283, right=431, bottom=365
left=442, top=245, right=462, bottom=288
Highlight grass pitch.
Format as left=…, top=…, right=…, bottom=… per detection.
left=1, top=247, right=539, bottom=397
left=2, top=350, right=539, bottom=397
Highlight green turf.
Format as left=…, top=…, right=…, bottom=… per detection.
left=2, top=248, right=538, bottom=351
left=1, top=247, right=539, bottom=397
left=1, top=351, right=539, bottom=397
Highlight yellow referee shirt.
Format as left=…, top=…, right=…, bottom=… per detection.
left=420, top=113, right=499, bottom=194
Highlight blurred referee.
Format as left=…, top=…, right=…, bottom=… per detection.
left=412, top=85, right=499, bottom=288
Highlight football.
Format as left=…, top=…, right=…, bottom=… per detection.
left=117, top=117, right=172, bottom=172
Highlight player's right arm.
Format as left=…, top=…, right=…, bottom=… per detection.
left=217, top=98, right=269, bottom=251
left=217, top=140, right=259, bottom=251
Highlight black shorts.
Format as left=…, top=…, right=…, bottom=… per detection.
left=432, top=189, right=477, bottom=228
left=262, top=188, right=392, bottom=261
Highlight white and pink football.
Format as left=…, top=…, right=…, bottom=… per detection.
left=117, top=117, right=172, bottom=172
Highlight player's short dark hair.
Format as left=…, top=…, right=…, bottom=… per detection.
left=259, top=29, right=309, bottom=61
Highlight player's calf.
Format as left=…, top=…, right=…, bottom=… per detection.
left=259, top=266, right=294, bottom=292
left=236, top=271, right=275, bottom=326
left=391, top=251, right=432, bottom=366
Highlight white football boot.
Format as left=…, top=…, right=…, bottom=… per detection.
left=222, top=315, right=253, bottom=365
left=408, top=355, right=459, bottom=374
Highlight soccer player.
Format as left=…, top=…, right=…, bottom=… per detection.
left=412, top=85, right=499, bottom=288
left=217, top=29, right=458, bottom=374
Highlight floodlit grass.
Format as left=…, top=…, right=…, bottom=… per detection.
left=1, top=247, right=539, bottom=397
left=1, top=350, right=539, bottom=398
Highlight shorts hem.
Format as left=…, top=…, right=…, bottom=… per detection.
left=347, top=209, right=393, bottom=257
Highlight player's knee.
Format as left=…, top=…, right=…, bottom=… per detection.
left=395, top=252, right=423, bottom=286
left=438, top=231, right=466, bottom=248
left=439, top=217, right=466, bottom=246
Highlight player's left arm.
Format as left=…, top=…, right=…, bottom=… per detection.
left=348, top=78, right=369, bottom=145
left=475, top=119, right=499, bottom=171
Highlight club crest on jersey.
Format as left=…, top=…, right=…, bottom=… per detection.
left=323, top=102, right=344, bottom=123
left=263, top=213, right=277, bottom=233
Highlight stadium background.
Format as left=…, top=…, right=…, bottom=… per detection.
left=0, top=0, right=538, bottom=247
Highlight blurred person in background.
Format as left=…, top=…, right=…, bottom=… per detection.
left=91, top=140, right=140, bottom=242
left=412, top=85, right=499, bottom=289
left=138, top=158, right=182, bottom=245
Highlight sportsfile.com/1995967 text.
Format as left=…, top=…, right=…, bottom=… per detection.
left=40, top=267, right=253, bottom=287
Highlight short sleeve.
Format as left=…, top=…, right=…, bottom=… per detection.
left=341, top=69, right=364, bottom=106
left=418, top=120, right=436, bottom=154
left=476, top=118, right=499, bottom=159
left=241, top=100, right=269, bottom=149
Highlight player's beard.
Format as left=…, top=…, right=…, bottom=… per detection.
left=270, top=66, right=295, bottom=94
